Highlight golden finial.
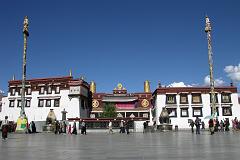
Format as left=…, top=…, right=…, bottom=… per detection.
left=90, top=81, right=96, bottom=94
left=12, top=74, right=15, bottom=80
left=117, top=83, right=123, bottom=90
left=144, top=80, right=150, bottom=93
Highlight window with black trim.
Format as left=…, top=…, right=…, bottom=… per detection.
left=9, top=100, right=15, bottom=107
left=38, top=99, right=44, bottom=107
left=17, top=100, right=22, bottom=108
left=210, top=93, right=218, bottom=103
left=166, top=95, right=176, bottom=104
left=210, top=107, right=219, bottom=116
left=166, top=108, right=177, bottom=117
left=10, top=88, right=16, bottom=96
left=54, top=99, right=60, bottom=107
left=55, top=86, right=60, bottom=94
left=180, top=108, right=189, bottom=117
left=221, top=93, right=231, bottom=103
left=26, top=88, right=31, bottom=95
left=39, top=87, right=45, bottom=95
left=18, top=88, right=22, bottom=96
left=180, top=94, right=188, bottom=104
left=46, top=100, right=51, bottom=107
left=26, top=100, right=31, bottom=107
left=192, top=94, right=202, bottom=104
left=47, top=86, right=52, bottom=94
left=222, top=107, right=232, bottom=116
left=192, top=107, right=203, bottom=117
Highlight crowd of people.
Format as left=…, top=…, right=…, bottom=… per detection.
left=189, top=116, right=231, bottom=135
left=2, top=116, right=240, bottom=140
left=108, top=120, right=131, bottom=134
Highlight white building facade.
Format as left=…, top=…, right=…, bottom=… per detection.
left=152, top=86, right=240, bottom=129
left=0, top=76, right=91, bottom=123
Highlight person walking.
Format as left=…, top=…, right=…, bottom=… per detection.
left=1, top=116, right=9, bottom=140
left=189, top=120, right=195, bottom=133
left=201, top=121, right=205, bottom=130
left=108, top=120, right=113, bottom=134
left=68, top=124, right=72, bottom=134
left=72, top=121, right=77, bottom=135
left=224, top=118, right=230, bottom=131
left=119, top=120, right=124, bottom=133
left=195, top=117, right=201, bottom=134
left=81, top=121, right=87, bottom=135
left=31, top=121, right=36, bottom=133
left=125, top=121, right=130, bottom=134
left=143, top=121, right=148, bottom=133
left=209, top=119, right=214, bottom=135
left=55, top=121, right=60, bottom=134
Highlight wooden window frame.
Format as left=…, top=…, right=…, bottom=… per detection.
left=26, top=87, right=32, bottom=95
left=39, top=87, right=45, bottom=95
left=46, top=99, right=51, bottom=107
left=191, top=94, right=202, bottom=104
left=55, top=86, right=60, bottom=94
left=192, top=107, right=203, bottom=117
left=166, top=108, right=177, bottom=117
left=17, top=100, right=22, bottom=108
left=54, top=99, right=60, bottom=107
left=10, top=88, right=16, bottom=96
left=166, top=94, right=176, bottom=104
left=210, top=107, right=219, bottom=116
left=222, top=107, right=232, bottom=116
left=47, top=86, right=52, bottom=94
left=25, top=99, right=31, bottom=107
left=210, top=93, right=218, bottom=103
left=180, top=108, right=189, bottom=117
left=180, top=94, right=188, bottom=104
left=9, top=100, right=15, bottom=107
left=38, top=99, right=44, bottom=107
left=221, top=93, right=231, bottom=103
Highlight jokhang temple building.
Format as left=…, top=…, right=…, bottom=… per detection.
left=90, top=81, right=152, bottom=120
left=0, top=74, right=240, bottom=130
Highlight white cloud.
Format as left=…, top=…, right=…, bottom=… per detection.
left=224, top=64, right=240, bottom=82
left=204, top=75, right=225, bottom=86
left=0, top=90, right=4, bottom=94
left=167, top=82, right=192, bottom=87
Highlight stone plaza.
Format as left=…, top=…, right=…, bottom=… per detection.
left=1, top=131, right=240, bottom=160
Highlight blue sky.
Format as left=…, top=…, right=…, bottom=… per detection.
left=0, top=0, right=240, bottom=94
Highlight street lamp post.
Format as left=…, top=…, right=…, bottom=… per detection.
left=205, top=16, right=217, bottom=118
left=16, top=16, right=29, bottom=132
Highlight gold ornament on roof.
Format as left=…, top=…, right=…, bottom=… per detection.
left=90, top=81, right=96, bottom=94
left=117, top=83, right=123, bottom=90
left=144, top=80, right=150, bottom=93
left=92, top=99, right=99, bottom=108
left=141, top=99, right=149, bottom=108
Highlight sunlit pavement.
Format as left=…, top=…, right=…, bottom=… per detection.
left=1, top=131, right=240, bottom=160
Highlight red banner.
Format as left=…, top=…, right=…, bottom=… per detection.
left=116, top=103, right=136, bottom=109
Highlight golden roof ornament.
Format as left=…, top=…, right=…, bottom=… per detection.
left=117, top=83, right=123, bottom=90
left=144, top=80, right=150, bottom=93
left=90, top=81, right=96, bottom=94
